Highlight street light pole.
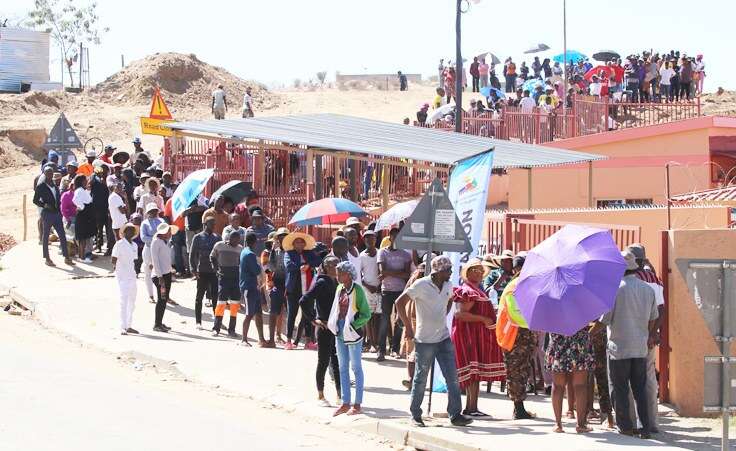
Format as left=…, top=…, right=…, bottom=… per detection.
left=455, top=0, right=463, bottom=133
left=562, top=0, right=568, bottom=118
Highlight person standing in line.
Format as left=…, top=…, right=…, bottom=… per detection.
left=591, top=251, right=658, bottom=439
left=399, top=263, right=425, bottom=390
left=328, top=261, right=371, bottom=417
left=590, top=321, right=615, bottom=428
left=242, top=86, right=255, bottom=118
left=679, top=57, right=693, bottom=100
left=395, top=256, right=473, bottom=428
left=210, top=231, right=244, bottom=338
left=108, top=183, right=128, bottom=240
left=658, top=61, right=674, bottom=102
left=478, top=58, right=489, bottom=89
left=300, top=256, right=342, bottom=406
left=136, top=177, right=164, bottom=215
left=504, top=58, right=517, bottom=93
left=376, top=226, right=412, bottom=362
left=212, top=84, right=228, bottom=119
left=151, top=222, right=176, bottom=333
left=183, top=195, right=207, bottom=261
left=222, top=212, right=246, bottom=244
left=283, top=232, right=322, bottom=350
left=91, top=166, right=114, bottom=255
left=189, top=217, right=221, bottom=330
left=240, top=232, right=267, bottom=347
left=267, top=227, right=290, bottom=346
left=628, top=243, right=665, bottom=434
left=140, top=204, right=164, bottom=304
left=694, top=54, right=705, bottom=95
left=496, top=255, right=537, bottom=420
left=359, top=230, right=381, bottom=352
left=452, top=258, right=506, bottom=417
left=76, top=150, right=97, bottom=179
left=470, top=57, right=480, bottom=93
left=342, top=227, right=362, bottom=284
left=72, top=174, right=96, bottom=263
left=112, top=223, right=139, bottom=335
left=33, top=164, right=74, bottom=267
left=245, top=209, right=274, bottom=256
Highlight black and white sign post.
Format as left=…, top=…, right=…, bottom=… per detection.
left=678, top=259, right=736, bottom=451
left=395, top=177, right=472, bottom=415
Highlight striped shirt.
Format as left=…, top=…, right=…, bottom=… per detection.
left=210, top=241, right=243, bottom=279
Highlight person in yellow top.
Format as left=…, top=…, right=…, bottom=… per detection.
left=432, top=87, right=447, bottom=109
left=77, top=150, right=98, bottom=178
left=537, top=87, right=560, bottom=108
left=496, top=254, right=537, bottom=420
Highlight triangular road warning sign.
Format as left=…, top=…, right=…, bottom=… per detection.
left=149, top=89, right=173, bottom=120
left=42, top=112, right=82, bottom=150
left=394, top=178, right=472, bottom=253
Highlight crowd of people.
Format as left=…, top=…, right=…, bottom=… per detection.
left=34, top=153, right=665, bottom=437
left=415, top=50, right=705, bottom=128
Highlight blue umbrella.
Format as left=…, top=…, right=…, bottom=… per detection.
left=522, top=78, right=544, bottom=93
left=553, top=50, right=587, bottom=64
left=170, top=169, right=214, bottom=220
left=480, top=86, right=506, bottom=99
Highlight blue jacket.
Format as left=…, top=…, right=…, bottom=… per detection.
left=284, top=249, right=322, bottom=295
left=239, top=247, right=262, bottom=292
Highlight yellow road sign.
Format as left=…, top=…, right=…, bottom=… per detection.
left=140, top=117, right=174, bottom=137
left=149, top=89, right=173, bottom=120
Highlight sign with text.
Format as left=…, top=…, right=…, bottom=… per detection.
left=141, top=88, right=175, bottom=136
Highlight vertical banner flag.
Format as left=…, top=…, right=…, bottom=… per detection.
left=447, top=150, right=495, bottom=284
left=431, top=150, right=494, bottom=394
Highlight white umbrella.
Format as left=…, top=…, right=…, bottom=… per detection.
left=427, top=104, right=455, bottom=124
left=375, top=199, right=420, bottom=231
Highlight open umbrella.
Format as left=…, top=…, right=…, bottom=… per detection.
left=593, top=50, right=620, bottom=62
left=522, top=78, right=544, bottom=93
left=374, top=199, right=419, bottom=231
left=524, top=43, right=550, bottom=54
left=514, top=225, right=627, bottom=336
left=480, top=86, right=506, bottom=100
left=476, top=52, right=501, bottom=65
left=583, top=65, right=624, bottom=82
left=289, top=197, right=367, bottom=226
left=553, top=50, right=587, bottom=64
left=427, top=104, right=455, bottom=124
left=170, top=168, right=214, bottom=220
left=209, top=180, right=252, bottom=206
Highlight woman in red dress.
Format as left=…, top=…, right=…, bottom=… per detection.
left=452, top=258, right=507, bottom=417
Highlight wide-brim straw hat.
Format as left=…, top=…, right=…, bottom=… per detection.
left=345, top=216, right=364, bottom=228
left=120, top=223, right=139, bottom=239
left=483, top=253, right=500, bottom=269
left=274, top=227, right=290, bottom=237
left=282, top=232, right=316, bottom=251
left=156, top=222, right=179, bottom=236
left=461, top=257, right=494, bottom=281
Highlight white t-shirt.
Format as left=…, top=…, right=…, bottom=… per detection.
left=347, top=249, right=362, bottom=285
left=589, top=82, right=602, bottom=96
left=72, top=187, right=92, bottom=210
left=108, top=192, right=127, bottom=229
left=359, top=250, right=380, bottom=287
left=212, top=89, right=226, bottom=109
left=405, top=276, right=453, bottom=344
left=659, top=67, right=674, bottom=85
left=112, top=238, right=138, bottom=280
left=519, top=96, right=536, bottom=113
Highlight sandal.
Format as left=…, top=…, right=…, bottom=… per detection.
left=333, top=404, right=350, bottom=417
left=553, top=425, right=565, bottom=433
left=576, top=425, right=593, bottom=434
left=347, top=405, right=362, bottom=416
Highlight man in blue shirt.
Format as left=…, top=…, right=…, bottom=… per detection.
left=240, top=232, right=265, bottom=347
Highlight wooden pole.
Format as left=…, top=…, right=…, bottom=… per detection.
left=22, top=194, right=27, bottom=242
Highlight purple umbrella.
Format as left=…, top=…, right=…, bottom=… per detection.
left=515, top=225, right=627, bottom=336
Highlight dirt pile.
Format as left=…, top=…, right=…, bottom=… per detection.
left=0, top=91, right=69, bottom=117
left=0, top=232, right=17, bottom=255
left=91, top=52, right=279, bottom=110
left=701, top=89, right=736, bottom=116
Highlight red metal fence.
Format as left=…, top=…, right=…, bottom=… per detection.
left=484, top=212, right=641, bottom=255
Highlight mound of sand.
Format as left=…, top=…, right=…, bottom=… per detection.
left=701, top=88, right=736, bottom=116
left=0, top=91, right=68, bottom=118
left=91, top=52, right=279, bottom=110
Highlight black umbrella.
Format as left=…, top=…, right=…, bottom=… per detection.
left=593, top=50, right=620, bottom=62
left=523, top=43, right=550, bottom=54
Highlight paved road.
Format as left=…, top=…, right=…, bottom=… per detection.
left=0, top=313, right=394, bottom=451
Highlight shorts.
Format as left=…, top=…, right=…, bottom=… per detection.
left=365, top=290, right=382, bottom=314
left=213, top=107, right=225, bottom=120
left=218, top=276, right=241, bottom=301
left=243, top=289, right=262, bottom=316
left=269, top=286, right=286, bottom=315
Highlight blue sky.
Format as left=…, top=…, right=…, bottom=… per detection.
left=3, top=0, right=730, bottom=90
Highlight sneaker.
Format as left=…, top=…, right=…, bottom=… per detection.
left=450, top=415, right=473, bottom=427
left=212, top=330, right=220, bottom=337
left=126, top=328, right=139, bottom=334
left=318, top=399, right=331, bottom=407
left=305, top=342, right=318, bottom=351
left=160, top=324, right=171, bottom=331
left=196, top=323, right=204, bottom=331
left=376, top=354, right=386, bottom=362
left=411, top=417, right=426, bottom=428
left=153, top=325, right=168, bottom=333
left=83, top=258, right=93, bottom=264
left=284, top=342, right=295, bottom=350
left=120, top=330, right=128, bottom=335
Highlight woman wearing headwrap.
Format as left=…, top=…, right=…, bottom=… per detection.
left=327, top=261, right=371, bottom=417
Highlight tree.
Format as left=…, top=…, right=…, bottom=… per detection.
left=316, top=71, right=327, bottom=86
left=27, top=0, right=108, bottom=87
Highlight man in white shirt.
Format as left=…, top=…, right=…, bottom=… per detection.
left=212, top=84, right=227, bottom=120
left=242, top=87, right=255, bottom=118
left=519, top=90, right=536, bottom=114
left=359, top=230, right=381, bottom=351
left=112, top=223, right=140, bottom=335
left=589, top=75, right=602, bottom=96
left=108, top=183, right=128, bottom=239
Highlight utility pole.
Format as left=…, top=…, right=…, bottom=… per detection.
left=562, top=0, right=568, bottom=118
left=454, top=0, right=463, bottom=133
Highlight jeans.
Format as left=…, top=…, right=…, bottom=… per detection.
left=410, top=338, right=462, bottom=420
left=316, top=327, right=341, bottom=393
left=378, top=291, right=402, bottom=356
left=41, top=210, right=68, bottom=259
left=194, top=272, right=218, bottom=324
left=659, top=84, right=671, bottom=101
left=608, top=357, right=650, bottom=433
left=472, top=76, right=479, bottom=92
left=336, top=333, right=364, bottom=405
left=504, top=74, right=517, bottom=93
left=152, top=272, right=172, bottom=326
